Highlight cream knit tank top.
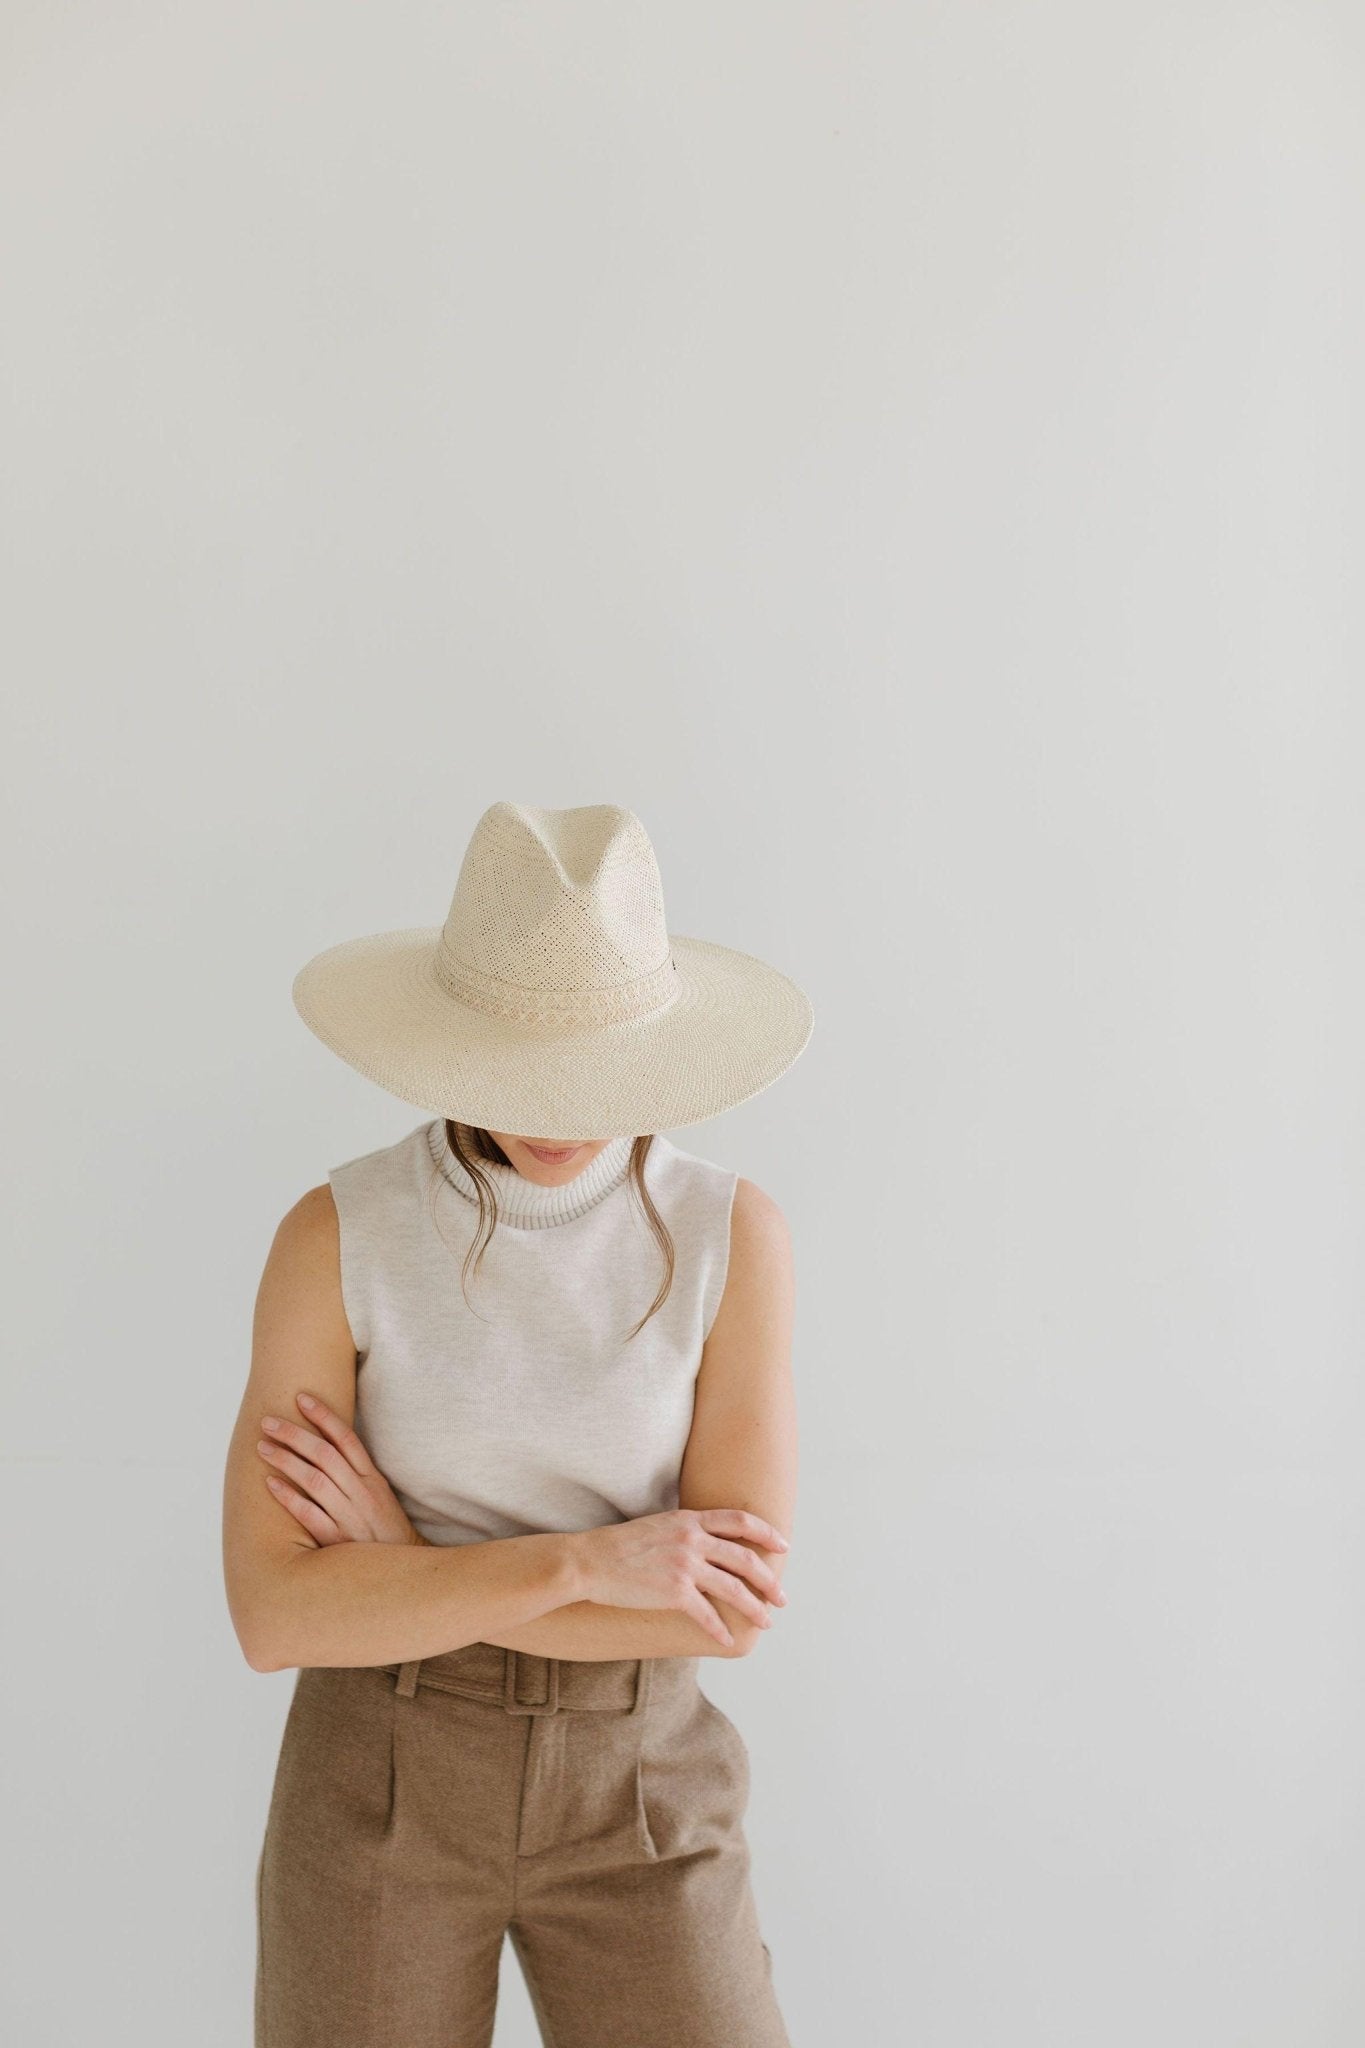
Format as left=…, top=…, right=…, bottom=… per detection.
left=327, top=1121, right=739, bottom=1547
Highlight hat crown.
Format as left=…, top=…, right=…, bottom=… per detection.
left=435, top=802, right=679, bottom=1031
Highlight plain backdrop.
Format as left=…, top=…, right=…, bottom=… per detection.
left=3, top=6, right=1362, bottom=2044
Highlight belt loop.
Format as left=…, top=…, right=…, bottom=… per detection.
left=395, top=1660, right=422, bottom=1698
left=503, top=1648, right=560, bottom=1714
left=629, top=1657, right=653, bottom=1715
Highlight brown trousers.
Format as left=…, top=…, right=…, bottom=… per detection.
left=255, top=1639, right=791, bottom=2048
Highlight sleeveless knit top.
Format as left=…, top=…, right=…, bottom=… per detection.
left=327, top=1121, right=739, bottom=1547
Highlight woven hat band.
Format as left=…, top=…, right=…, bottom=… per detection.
left=432, top=940, right=682, bottom=1031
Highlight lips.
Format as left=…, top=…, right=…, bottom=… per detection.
left=524, top=1143, right=581, bottom=1164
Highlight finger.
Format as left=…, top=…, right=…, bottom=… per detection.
left=680, top=1586, right=734, bottom=1650
left=292, top=1393, right=380, bottom=1478
left=696, top=1564, right=775, bottom=1631
left=261, top=1416, right=362, bottom=1498
left=263, top=1473, right=343, bottom=1545
left=256, top=1439, right=369, bottom=1541
left=695, top=1509, right=789, bottom=1552
left=705, top=1536, right=788, bottom=1603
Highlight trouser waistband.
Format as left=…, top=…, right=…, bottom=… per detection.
left=378, top=1639, right=684, bottom=1716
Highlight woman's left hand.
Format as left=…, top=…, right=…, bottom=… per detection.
left=255, top=1393, right=430, bottom=1548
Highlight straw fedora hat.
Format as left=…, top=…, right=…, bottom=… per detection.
left=291, top=800, right=814, bottom=1139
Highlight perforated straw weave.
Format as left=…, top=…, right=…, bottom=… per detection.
left=291, top=801, right=814, bottom=1139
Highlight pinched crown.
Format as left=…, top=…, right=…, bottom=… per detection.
left=433, top=801, right=682, bottom=1030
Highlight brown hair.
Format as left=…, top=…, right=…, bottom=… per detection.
left=426, top=1120, right=675, bottom=1341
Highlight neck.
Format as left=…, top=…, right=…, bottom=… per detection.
left=426, top=1121, right=637, bottom=1229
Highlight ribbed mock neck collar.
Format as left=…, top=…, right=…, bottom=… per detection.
left=425, top=1120, right=635, bottom=1230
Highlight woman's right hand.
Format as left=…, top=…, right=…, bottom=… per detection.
left=568, top=1509, right=790, bottom=1649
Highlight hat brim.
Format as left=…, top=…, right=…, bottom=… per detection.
left=291, top=928, right=814, bottom=1139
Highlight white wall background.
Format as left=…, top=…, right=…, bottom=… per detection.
left=3, top=6, right=1361, bottom=2044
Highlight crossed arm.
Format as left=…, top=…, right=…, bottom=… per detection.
left=222, top=1175, right=797, bottom=1670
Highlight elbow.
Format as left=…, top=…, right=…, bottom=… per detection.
left=244, top=1639, right=289, bottom=1675
left=723, top=1582, right=792, bottom=1659
left=236, top=1615, right=289, bottom=1674
left=721, top=1619, right=765, bottom=1660
left=228, top=1548, right=313, bottom=1674
left=228, top=1591, right=295, bottom=1675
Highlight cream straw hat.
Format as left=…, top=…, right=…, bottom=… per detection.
left=291, top=800, right=814, bottom=1139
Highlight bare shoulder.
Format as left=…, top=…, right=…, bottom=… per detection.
left=292, top=1180, right=336, bottom=1224
left=269, top=1180, right=339, bottom=1264
left=247, top=1181, right=354, bottom=1403
left=731, top=1173, right=790, bottom=1234
left=728, top=1175, right=794, bottom=1282
left=707, top=1175, right=794, bottom=1352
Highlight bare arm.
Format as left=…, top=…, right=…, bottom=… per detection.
left=222, top=1186, right=582, bottom=1672
left=483, top=1174, right=798, bottom=1661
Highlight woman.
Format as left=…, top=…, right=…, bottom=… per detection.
left=223, top=799, right=813, bottom=2048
